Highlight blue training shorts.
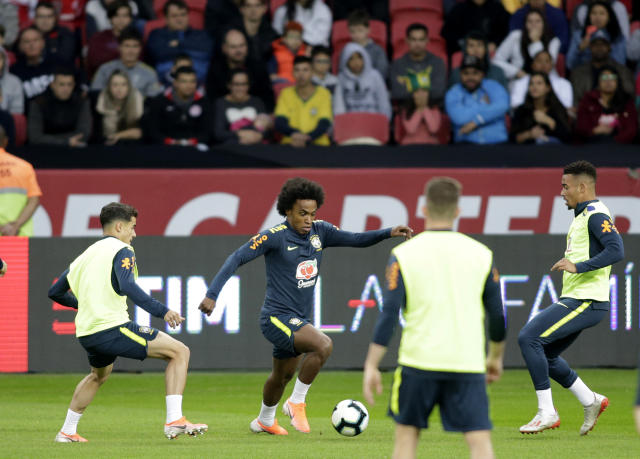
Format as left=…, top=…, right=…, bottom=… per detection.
left=260, top=313, right=309, bottom=359
left=388, top=365, right=492, bottom=432
left=78, top=321, right=159, bottom=368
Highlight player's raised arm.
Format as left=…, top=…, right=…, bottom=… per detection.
left=321, top=221, right=413, bottom=248
left=48, top=268, right=79, bottom=309
left=199, top=231, right=276, bottom=316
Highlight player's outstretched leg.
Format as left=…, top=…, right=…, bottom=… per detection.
left=283, top=325, right=333, bottom=433
left=55, top=364, right=113, bottom=443
left=147, top=331, right=208, bottom=439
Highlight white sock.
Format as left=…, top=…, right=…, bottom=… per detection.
left=569, top=377, right=595, bottom=406
left=536, top=389, right=555, bottom=413
left=166, top=395, right=183, bottom=423
left=61, top=409, right=82, bottom=435
left=289, top=378, right=311, bottom=404
left=258, top=401, right=277, bottom=427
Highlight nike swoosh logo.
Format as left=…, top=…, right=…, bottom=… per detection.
left=287, top=246, right=298, bottom=251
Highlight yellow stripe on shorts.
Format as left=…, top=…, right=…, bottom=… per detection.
left=539, top=301, right=591, bottom=338
left=119, top=327, right=147, bottom=346
left=390, top=366, right=403, bottom=415
left=270, top=316, right=292, bottom=338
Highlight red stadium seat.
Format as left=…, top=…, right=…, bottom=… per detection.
left=331, top=19, right=387, bottom=73
left=631, top=21, right=640, bottom=35
left=389, top=0, right=443, bottom=19
left=451, top=51, right=463, bottom=69
left=12, top=114, right=26, bottom=147
left=565, top=0, right=582, bottom=19
left=273, top=81, right=294, bottom=100
left=154, top=0, right=207, bottom=16
left=555, top=53, right=565, bottom=78
left=270, top=0, right=287, bottom=17
left=391, top=11, right=443, bottom=57
left=334, top=113, right=390, bottom=145
left=143, top=18, right=166, bottom=41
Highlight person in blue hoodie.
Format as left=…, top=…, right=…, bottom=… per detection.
left=445, top=55, right=509, bottom=144
left=333, top=42, right=391, bottom=120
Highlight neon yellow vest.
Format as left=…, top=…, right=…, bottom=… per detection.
left=0, top=193, right=33, bottom=236
left=562, top=200, right=612, bottom=301
left=392, top=231, right=493, bottom=373
left=68, top=237, right=137, bottom=337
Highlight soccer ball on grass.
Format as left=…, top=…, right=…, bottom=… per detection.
left=331, top=399, right=369, bottom=436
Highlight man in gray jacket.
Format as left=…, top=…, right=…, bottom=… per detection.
left=0, top=47, right=24, bottom=114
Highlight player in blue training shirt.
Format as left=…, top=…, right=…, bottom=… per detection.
left=518, top=161, right=624, bottom=435
left=198, top=177, right=413, bottom=435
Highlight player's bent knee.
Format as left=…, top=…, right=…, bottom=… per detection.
left=517, top=328, right=535, bottom=348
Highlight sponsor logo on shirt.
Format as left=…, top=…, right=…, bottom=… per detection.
left=289, top=318, right=302, bottom=326
left=296, top=259, right=318, bottom=288
left=138, top=326, right=153, bottom=335
left=121, top=257, right=135, bottom=270
left=310, top=235, right=322, bottom=250
left=250, top=234, right=268, bottom=250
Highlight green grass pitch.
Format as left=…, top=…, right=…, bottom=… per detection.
left=1, top=369, right=639, bottom=458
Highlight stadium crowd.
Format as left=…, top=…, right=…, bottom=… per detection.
left=0, top=0, right=639, bottom=148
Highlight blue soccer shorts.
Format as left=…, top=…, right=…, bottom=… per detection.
left=78, top=321, right=159, bottom=368
left=260, top=313, right=309, bottom=359
left=388, top=365, right=492, bottom=432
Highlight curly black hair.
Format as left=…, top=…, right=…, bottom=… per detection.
left=276, top=177, right=325, bottom=216
left=564, top=160, right=597, bottom=182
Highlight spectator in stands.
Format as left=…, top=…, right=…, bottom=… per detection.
left=232, top=0, right=277, bottom=63
left=146, top=0, right=213, bottom=85
left=333, top=0, right=388, bottom=23
left=94, top=69, right=143, bottom=144
left=0, top=47, right=24, bottom=114
left=272, top=0, right=332, bottom=47
left=311, top=45, right=337, bottom=93
left=86, top=0, right=139, bottom=38
left=448, top=31, right=508, bottom=90
left=493, top=9, right=561, bottom=83
left=86, top=0, right=133, bottom=78
left=627, top=25, right=640, bottom=75
left=92, top=28, right=163, bottom=97
left=206, top=28, right=274, bottom=110
left=576, top=65, right=638, bottom=143
left=502, top=0, right=562, bottom=13
left=0, top=2, right=19, bottom=48
left=510, top=71, right=570, bottom=144
left=346, top=9, right=388, bottom=79
left=511, top=50, right=573, bottom=109
left=391, top=23, right=446, bottom=106
left=214, top=68, right=271, bottom=145
left=164, top=53, right=195, bottom=88
left=0, top=88, right=16, bottom=148
left=142, top=66, right=212, bottom=146
left=270, top=21, right=308, bottom=83
left=11, top=26, right=55, bottom=106
left=567, top=1, right=626, bottom=70
left=571, top=0, right=630, bottom=40
left=334, top=43, right=391, bottom=120
left=204, top=0, right=242, bottom=37
left=442, top=0, right=510, bottom=56
left=274, top=56, right=331, bottom=147
left=398, top=78, right=442, bottom=145
left=33, top=1, right=76, bottom=66
left=445, top=55, right=509, bottom=144
left=509, top=0, right=570, bottom=53
left=28, top=68, right=92, bottom=146
left=570, top=29, right=634, bottom=106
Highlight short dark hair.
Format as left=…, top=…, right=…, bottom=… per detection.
left=425, top=177, right=461, bottom=219
left=293, top=55, right=312, bottom=66
left=0, top=24, right=5, bottom=39
left=406, top=23, right=428, bottom=38
left=35, top=1, right=56, bottom=13
left=107, top=0, right=132, bottom=19
left=163, top=0, right=188, bottom=17
left=277, top=178, right=325, bottom=216
left=53, top=65, right=75, bottom=79
left=100, top=202, right=138, bottom=227
left=311, top=45, right=331, bottom=59
left=465, top=30, right=487, bottom=44
left=173, top=52, right=192, bottom=65
left=227, top=67, right=250, bottom=84
left=174, top=65, right=196, bottom=79
left=118, top=27, right=142, bottom=44
left=347, top=8, right=370, bottom=28
left=240, top=0, right=266, bottom=6
left=564, top=161, right=597, bottom=182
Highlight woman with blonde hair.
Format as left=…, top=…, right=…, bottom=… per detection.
left=95, top=69, right=143, bottom=145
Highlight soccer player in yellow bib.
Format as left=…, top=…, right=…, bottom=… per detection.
left=48, top=202, right=207, bottom=442
left=518, top=161, right=624, bottom=435
left=363, top=177, right=506, bottom=459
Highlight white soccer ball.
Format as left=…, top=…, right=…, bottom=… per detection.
left=331, top=399, right=369, bottom=437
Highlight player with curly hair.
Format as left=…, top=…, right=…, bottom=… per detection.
left=199, top=177, right=412, bottom=435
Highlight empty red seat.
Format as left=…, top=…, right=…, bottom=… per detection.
left=333, top=112, right=390, bottom=145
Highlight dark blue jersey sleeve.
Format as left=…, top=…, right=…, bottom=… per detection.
left=320, top=221, right=391, bottom=248
left=372, top=255, right=405, bottom=346
left=206, top=231, right=276, bottom=300
left=113, top=247, right=169, bottom=319
left=48, top=268, right=79, bottom=309
left=575, top=213, right=625, bottom=273
left=483, top=265, right=506, bottom=342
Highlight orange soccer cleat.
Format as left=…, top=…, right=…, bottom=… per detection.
left=283, top=398, right=310, bottom=433
left=164, top=416, right=208, bottom=439
left=250, top=418, right=288, bottom=435
left=54, top=431, right=88, bottom=443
